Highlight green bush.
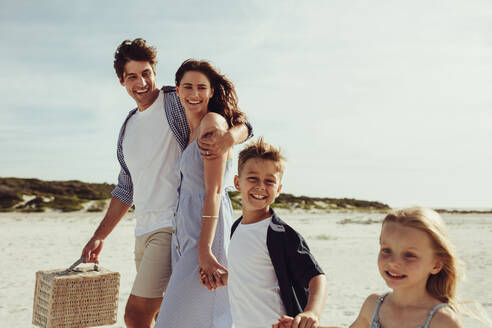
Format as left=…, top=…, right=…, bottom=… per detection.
left=0, top=184, right=23, bottom=209
left=87, top=200, right=107, bottom=212
left=50, top=196, right=85, bottom=212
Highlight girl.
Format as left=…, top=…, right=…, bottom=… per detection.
left=350, top=207, right=461, bottom=328
left=155, top=59, right=246, bottom=328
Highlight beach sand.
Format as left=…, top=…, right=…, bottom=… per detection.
left=1, top=210, right=491, bottom=327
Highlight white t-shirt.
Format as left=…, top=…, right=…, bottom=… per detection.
left=122, top=90, right=181, bottom=236
left=228, top=217, right=286, bottom=328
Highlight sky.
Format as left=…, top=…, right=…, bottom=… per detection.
left=1, top=0, right=491, bottom=209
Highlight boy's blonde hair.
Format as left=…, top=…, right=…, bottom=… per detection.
left=383, top=207, right=459, bottom=305
left=238, top=137, right=286, bottom=177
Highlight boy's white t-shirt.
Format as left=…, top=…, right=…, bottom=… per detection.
left=122, top=90, right=181, bottom=236
left=228, top=216, right=286, bottom=328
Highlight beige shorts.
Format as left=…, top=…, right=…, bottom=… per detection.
left=131, top=226, right=173, bottom=298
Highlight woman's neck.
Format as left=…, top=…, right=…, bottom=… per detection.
left=186, top=112, right=206, bottom=141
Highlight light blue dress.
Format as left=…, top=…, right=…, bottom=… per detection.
left=155, top=140, right=233, bottom=328
left=370, top=293, right=449, bottom=328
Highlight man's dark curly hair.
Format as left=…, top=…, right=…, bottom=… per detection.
left=113, top=38, right=157, bottom=82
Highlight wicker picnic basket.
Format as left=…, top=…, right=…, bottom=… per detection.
left=32, top=258, right=120, bottom=328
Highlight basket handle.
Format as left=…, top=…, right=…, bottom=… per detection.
left=67, top=257, right=86, bottom=271
left=56, top=256, right=99, bottom=275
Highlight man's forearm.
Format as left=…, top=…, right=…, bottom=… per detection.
left=304, top=274, right=328, bottom=316
left=93, top=196, right=130, bottom=240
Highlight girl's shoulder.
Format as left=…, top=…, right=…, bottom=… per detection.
left=429, top=305, right=461, bottom=328
left=350, top=293, right=384, bottom=327
left=365, top=292, right=385, bottom=308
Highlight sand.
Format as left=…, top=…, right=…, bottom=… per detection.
left=1, top=210, right=491, bottom=327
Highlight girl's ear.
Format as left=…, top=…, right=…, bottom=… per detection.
left=234, top=175, right=240, bottom=191
left=175, top=85, right=180, bottom=96
left=431, top=259, right=444, bottom=275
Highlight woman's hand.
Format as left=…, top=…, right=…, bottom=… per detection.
left=198, top=246, right=227, bottom=290
left=198, top=127, right=233, bottom=160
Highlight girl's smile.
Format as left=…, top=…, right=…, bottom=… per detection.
left=378, top=221, right=443, bottom=291
left=385, top=271, right=406, bottom=279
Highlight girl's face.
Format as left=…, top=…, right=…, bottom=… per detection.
left=378, top=221, right=443, bottom=292
left=176, top=70, right=213, bottom=116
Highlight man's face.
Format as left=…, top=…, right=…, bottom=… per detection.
left=120, top=60, right=158, bottom=111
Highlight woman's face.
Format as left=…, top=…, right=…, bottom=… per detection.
left=176, top=70, right=214, bottom=116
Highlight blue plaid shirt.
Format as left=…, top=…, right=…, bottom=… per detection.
left=111, top=86, right=252, bottom=206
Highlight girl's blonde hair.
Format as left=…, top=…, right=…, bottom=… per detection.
left=383, top=207, right=492, bottom=326
left=383, top=207, right=459, bottom=304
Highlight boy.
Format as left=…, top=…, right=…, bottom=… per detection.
left=227, top=138, right=327, bottom=328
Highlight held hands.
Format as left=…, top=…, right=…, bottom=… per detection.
left=81, top=237, right=104, bottom=263
left=198, top=246, right=228, bottom=290
left=198, top=127, right=233, bottom=160
left=272, top=312, right=320, bottom=328
left=199, top=267, right=228, bottom=290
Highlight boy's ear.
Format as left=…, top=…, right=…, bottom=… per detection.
left=275, top=183, right=282, bottom=198
left=233, top=175, right=240, bottom=191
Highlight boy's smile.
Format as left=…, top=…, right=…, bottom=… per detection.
left=234, top=158, right=282, bottom=222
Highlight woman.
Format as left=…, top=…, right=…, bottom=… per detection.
left=155, top=59, right=246, bottom=328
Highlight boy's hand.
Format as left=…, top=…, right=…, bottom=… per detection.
left=213, top=270, right=228, bottom=286
left=198, top=127, right=233, bottom=160
left=292, top=311, right=319, bottom=328
left=273, top=312, right=320, bottom=328
left=199, top=268, right=228, bottom=290
left=273, top=316, right=293, bottom=328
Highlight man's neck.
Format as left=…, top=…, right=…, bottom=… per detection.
left=137, top=89, right=160, bottom=112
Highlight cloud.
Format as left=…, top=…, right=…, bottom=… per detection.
left=1, top=0, right=491, bottom=207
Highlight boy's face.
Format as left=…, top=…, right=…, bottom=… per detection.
left=234, top=158, right=282, bottom=212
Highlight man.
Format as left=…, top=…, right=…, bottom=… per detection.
left=81, top=38, right=251, bottom=328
